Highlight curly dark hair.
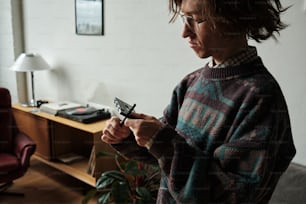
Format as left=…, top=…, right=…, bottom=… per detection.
left=169, top=0, right=289, bottom=42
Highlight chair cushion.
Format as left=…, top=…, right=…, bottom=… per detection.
left=0, top=153, right=20, bottom=173
left=0, top=88, right=35, bottom=184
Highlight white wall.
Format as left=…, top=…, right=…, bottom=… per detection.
left=1, top=0, right=306, bottom=165
left=0, top=0, right=16, bottom=89
left=21, top=0, right=204, bottom=116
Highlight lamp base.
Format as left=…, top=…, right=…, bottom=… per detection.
left=21, top=104, right=36, bottom=107
left=20, top=99, right=36, bottom=107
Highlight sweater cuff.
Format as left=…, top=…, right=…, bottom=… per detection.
left=148, top=125, right=176, bottom=159
left=111, top=133, right=137, bottom=151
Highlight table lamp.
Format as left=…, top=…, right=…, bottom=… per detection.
left=10, top=53, right=51, bottom=107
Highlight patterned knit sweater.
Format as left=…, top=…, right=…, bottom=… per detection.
left=112, top=58, right=296, bottom=204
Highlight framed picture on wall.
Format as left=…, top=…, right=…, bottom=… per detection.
left=75, top=0, right=104, bottom=35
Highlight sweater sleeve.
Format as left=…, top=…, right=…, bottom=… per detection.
left=148, top=88, right=296, bottom=203
left=149, top=125, right=211, bottom=203
left=209, top=93, right=296, bottom=203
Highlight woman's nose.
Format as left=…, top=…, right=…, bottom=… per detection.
left=182, top=23, right=194, bottom=38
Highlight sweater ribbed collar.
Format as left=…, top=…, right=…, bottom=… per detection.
left=203, top=57, right=266, bottom=80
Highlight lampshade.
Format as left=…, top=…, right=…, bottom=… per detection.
left=10, top=53, right=51, bottom=72
left=10, top=53, right=51, bottom=107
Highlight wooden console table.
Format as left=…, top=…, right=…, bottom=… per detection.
left=12, top=104, right=117, bottom=187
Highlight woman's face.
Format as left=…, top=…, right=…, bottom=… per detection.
left=180, top=0, right=246, bottom=62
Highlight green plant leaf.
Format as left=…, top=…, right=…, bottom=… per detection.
left=96, top=151, right=118, bottom=158
left=126, top=168, right=146, bottom=176
left=112, top=181, right=130, bottom=203
left=125, top=160, right=137, bottom=170
left=96, top=176, right=115, bottom=190
left=135, top=200, right=144, bottom=204
left=125, top=160, right=146, bottom=176
left=91, top=152, right=161, bottom=204
left=136, top=187, right=152, bottom=201
left=82, top=188, right=97, bottom=204
left=101, top=170, right=126, bottom=181
left=98, top=192, right=111, bottom=204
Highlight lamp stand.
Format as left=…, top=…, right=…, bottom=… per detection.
left=29, top=71, right=36, bottom=107
left=21, top=71, right=36, bottom=107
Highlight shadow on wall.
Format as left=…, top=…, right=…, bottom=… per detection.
left=49, top=66, right=76, bottom=101
left=48, top=67, right=113, bottom=105
left=87, top=82, right=113, bottom=106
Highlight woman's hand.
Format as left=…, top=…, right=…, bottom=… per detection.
left=101, top=116, right=131, bottom=144
left=124, top=113, right=163, bottom=147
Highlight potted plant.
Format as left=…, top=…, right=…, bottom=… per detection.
left=83, top=152, right=160, bottom=204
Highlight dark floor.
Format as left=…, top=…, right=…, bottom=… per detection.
left=0, top=158, right=97, bottom=204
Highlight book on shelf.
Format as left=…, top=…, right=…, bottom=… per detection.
left=87, top=146, right=96, bottom=176
left=39, top=101, right=82, bottom=115
left=57, top=153, right=85, bottom=164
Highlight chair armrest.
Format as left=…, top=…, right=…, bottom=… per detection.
left=14, top=132, right=36, bottom=166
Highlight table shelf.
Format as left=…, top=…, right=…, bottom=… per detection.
left=13, top=103, right=117, bottom=187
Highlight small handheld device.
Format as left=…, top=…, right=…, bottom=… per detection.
left=114, top=97, right=136, bottom=126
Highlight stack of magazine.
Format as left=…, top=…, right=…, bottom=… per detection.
left=40, top=101, right=82, bottom=115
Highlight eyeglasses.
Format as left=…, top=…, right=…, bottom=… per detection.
left=179, top=13, right=207, bottom=32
